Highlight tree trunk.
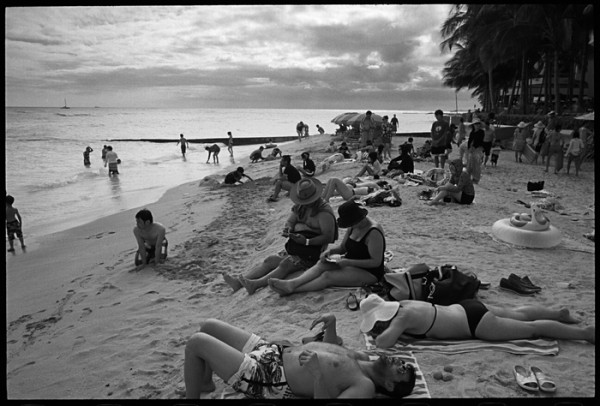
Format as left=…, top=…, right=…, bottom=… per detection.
left=577, top=32, right=589, bottom=112
left=553, top=49, right=560, bottom=114
left=488, top=68, right=495, bottom=112
left=508, top=71, right=518, bottom=114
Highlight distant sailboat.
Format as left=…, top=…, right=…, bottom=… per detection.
left=61, top=98, right=70, bottom=109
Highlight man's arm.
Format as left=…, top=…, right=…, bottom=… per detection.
left=153, top=225, right=166, bottom=263
left=15, top=209, right=22, bottom=225
left=375, top=313, right=408, bottom=348
left=133, top=227, right=148, bottom=270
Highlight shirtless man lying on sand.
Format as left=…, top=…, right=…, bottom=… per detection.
left=184, top=313, right=416, bottom=399
left=359, top=295, right=595, bottom=348
left=133, top=208, right=167, bottom=271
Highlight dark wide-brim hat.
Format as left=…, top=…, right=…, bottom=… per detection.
left=290, top=177, right=324, bottom=205
left=337, top=200, right=368, bottom=228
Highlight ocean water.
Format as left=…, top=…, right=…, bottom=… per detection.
left=5, top=107, right=436, bottom=243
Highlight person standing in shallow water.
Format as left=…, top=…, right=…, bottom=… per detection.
left=177, top=134, right=190, bottom=157
left=83, top=146, right=93, bottom=167
left=227, top=131, right=234, bottom=157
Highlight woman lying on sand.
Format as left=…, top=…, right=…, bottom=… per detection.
left=223, top=178, right=337, bottom=295
left=269, top=200, right=385, bottom=296
left=321, top=177, right=390, bottom=201
left=359, top=295, right=595, bottom=348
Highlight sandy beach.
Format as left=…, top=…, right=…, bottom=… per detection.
left=6, top=131, right=595, bottom=401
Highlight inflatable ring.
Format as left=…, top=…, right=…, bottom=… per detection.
left=493, top=205, right=560, bottom=248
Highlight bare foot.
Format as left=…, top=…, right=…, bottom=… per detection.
left=239, top=276, right=261, bottom=295
left=222, top=273, right=243, bottom=293
left=268, top=278, right=293, bottom=296
left=559, top=308, right=581, bottom=324
left=585, top=326, right=595, bottom=344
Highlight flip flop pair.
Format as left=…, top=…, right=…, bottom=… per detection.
left=346, top=288, right=368, bottom=311
left=513, top=365, right=556, bottom=393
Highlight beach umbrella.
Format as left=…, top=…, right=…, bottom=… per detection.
left=344, top=112, right=383, bottom=127
left=575, top=112, right=594, bottom=121
left=331, top=112, right=360, bottom=125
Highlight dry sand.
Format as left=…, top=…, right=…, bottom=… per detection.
left=6, top=132, right=595, bottom=401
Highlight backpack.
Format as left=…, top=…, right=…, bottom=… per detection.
left=422, top=264, right=480, bottom=305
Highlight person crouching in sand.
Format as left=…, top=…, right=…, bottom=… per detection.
left=133, top=208, right=167, bottom=271
left=359, top=295, right=595, bottom=348
left=184, top=313, right=416, bottom=399
left=223, top=178, right=337, bottom=295
left=269, top=200, right=385, bottom=296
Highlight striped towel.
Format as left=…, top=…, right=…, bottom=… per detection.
left=364, top=334, right=431, bottom=399
left=364, top=333, right=558, bottom=356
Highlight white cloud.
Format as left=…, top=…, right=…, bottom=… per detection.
left=5, top=4, right=475, bottom=109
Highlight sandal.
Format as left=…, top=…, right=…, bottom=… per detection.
left=346, top=292, right=360, bottom=311
left=513, top=365, right=539, bottom=392
left=530, top=366, right=556, bottom=393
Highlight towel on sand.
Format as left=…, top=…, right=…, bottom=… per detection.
left=364, top=333, right=559, bottom=356
left=364, top=334, right=431, bottom=399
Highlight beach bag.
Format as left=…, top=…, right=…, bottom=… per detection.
left=527, top=181, right=545, bottom=191
left=285, top=230, right=321, bottom=260
left=383, top=263, right=430, bottom=301
left=423, top=264, right=480, bottom=305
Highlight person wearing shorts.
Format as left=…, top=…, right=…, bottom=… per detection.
left=223, top=178, right=337, bottom=295
left=104, top=146, right=119, bottom=176
left=184, top=314, right=417, bottom=399
left=482, top=120, right=495, bottom=166
left=430, top=109, right=451, bottom=169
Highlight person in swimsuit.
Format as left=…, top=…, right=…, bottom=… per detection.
left=227, top=131, right=234, bottom=157
left=359, top=295, right=595, bottom=348
left=205, top=144, right=221, bottom=163
left=133, top=208, right=167, bottom=271
left=269, top=200, right=385, bottom=296
left=83, top=146, right=93, bottom=166
left=6, top=195, right=26, bottom=252
left=223, top=178, right=337, bottom=295
left=184, top=313, right=416, bottom=399
left=426, top=159, right=475, bottom=206
left=321, top=177, right=389, bottom=202
left=250, top=146, right=265, bottom=163
left=177, top=134, right=190, bottom=157
left=224, top=167, right=253, bottom=185
left=104, top=146, right=120, bottom=176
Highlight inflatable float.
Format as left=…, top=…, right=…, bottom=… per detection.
left=492, top=204, right=561, bottom=248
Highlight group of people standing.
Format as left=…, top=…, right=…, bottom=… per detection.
left=82, top=145, right=120, bottom=176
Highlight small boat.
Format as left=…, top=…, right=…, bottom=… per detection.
left=61, top=98, right=70, bottom=109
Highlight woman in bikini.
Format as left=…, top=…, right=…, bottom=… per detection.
left=269, top=200, right=385, bottom=296
left=359, top=295, right=595, bottom=348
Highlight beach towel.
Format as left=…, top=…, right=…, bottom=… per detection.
left=364, top=334, right=431, bottom=399
left=364, top=333, right=558, bottom=356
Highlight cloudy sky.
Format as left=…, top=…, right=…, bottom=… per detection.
left=5, top=5, right=477, bottom=110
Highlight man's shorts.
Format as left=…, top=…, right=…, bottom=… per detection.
left=108, top=162, right=119, bottom=174
left=431, top=145, right=446, bottom=156
left=227, top=334, right=295, bottom=399
left=278, top=250, right=317, bottom=271
left=6, top=220, right=23, bottom=240
left=482, top=141, right=493, bottom=156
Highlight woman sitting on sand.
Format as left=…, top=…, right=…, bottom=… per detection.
left=355, top=151, right=381, bottom=179
left=426, top=159, right=474, bottom=206
left=321, top=177, right=390, bottom=201
left=269, top=200, right=385, bottom=296
left=358, top=295, right=595, bottom=348
left=223, top=178, right=337, bottom=295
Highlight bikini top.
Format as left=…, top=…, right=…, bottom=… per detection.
left=403, top=303, right=437, bottom=339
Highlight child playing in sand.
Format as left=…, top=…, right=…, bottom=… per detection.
left=133, top=209, right=167, bottom=271
left=490, top=140, right=502, bottom=167
left=6, top=195, right=25, bottom=252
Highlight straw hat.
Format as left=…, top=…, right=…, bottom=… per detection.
left=337, top=200, right=368, bottom=228
left=534, top=121, right=545, bottom=129
left=517, top=121, right=529, bottom=129
left=289, top=178, right=323, bottom=205
left=359, top=294, right=400, bottom=333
